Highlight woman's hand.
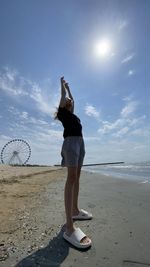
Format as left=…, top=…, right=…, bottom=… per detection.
left=60, top=76, right=64, bottom=82
left=60, top=76, right=66, bottom=86
left=60, top=76, right=70, bottom=89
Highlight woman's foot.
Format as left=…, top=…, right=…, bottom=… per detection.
left=63, top=227, right=92, bottom=249
left=72, top=209, right=93, bottom=220
left=65, top=226, right=91, bottom=245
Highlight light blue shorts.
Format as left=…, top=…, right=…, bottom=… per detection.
left=61, top=136, right=85, bottom=167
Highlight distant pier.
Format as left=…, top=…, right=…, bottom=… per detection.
left=82, top=161, right=124, bottom=166
left=54, top=161, right=124, bottom=167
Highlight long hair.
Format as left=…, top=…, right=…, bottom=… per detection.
left=54, top=97, right=72, bottom=119
left=54, top=107, right=59, bottom=120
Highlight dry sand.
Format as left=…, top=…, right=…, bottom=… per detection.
left=0, top=165, right=150, bottom=267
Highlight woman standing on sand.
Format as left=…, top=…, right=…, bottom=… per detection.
left=56, top=76, right=92, bottom=249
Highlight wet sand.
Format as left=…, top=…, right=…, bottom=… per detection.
left=0, top=165, right=150, bottom=267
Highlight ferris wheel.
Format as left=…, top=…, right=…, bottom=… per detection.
left=1, top=139, right=31, bottom=165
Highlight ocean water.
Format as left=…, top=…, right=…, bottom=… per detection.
left=83, top=161, right=150, bottom=182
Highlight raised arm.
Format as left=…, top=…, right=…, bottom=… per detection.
left=59, top=76, right=66, bottom=107
left=65, top=83, right=73, bottom=100
left=64, top=82, right=74, bottom=113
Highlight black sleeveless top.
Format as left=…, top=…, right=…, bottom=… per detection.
left=57, top=107, right=83, bottom=138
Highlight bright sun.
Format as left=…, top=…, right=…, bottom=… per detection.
left=94, top=39, right=111, bottom=57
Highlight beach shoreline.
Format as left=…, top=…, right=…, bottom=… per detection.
left=83, top=161, right=150, bottom=183
left=0, top=165, right=150, bottom=266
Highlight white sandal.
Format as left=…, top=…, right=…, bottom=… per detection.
left=63, top=227, right=92, bottom=249
left=72, top=209, right=93, bottom=220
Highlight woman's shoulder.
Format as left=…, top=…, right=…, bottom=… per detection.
left=58, top=106, right=67, bottom=113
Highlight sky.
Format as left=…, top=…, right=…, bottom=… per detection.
left=0, top=0, right=150, bottom=165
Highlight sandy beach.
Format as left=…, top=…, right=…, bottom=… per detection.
left=0, top=165, right=150, bottom=267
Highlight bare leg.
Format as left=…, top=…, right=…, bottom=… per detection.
left=64, top=166, right=91, bottom=245
left=64, top=167, right=77, bottom=234
left=72, top=166, right=81, bottom=215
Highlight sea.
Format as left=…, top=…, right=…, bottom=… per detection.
left=83, top=161, right=150, bottom=182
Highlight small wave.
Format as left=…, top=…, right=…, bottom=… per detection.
left=83, top=161, right=150, bottom=181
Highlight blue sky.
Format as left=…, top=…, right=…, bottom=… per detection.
left=0, top=0, right=150, bottom=165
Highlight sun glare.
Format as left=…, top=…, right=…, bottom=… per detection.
left=94, top=39, right=111, bottom=57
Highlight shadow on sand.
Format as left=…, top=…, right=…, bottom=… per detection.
left=15, top=227, right=90, bottom=267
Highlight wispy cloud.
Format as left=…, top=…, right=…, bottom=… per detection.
left=0, top=67, right=59, bottom=117
left=0, top=67, right=64, bottom=164
left=98, top=119, right=121, bottom=134
left=130, top=127, right=150, bottom=137
left=4, top=67, right=18, bottom=81
left=0, top=67, right=28, bottom=96
left=112, top=126, right=129, bottom=137
left=30, top=83, right=59, bottom=116
left=19, top=111, right=49, bottom=126
left=6, top=107, right=55, bottom=132
left=121, top=53, right=135, bottom=64
left=20, top=111, right=28, bottom=119
left=98, top=98, right=146, bottom=138
left=118, top=20, right=128, bottom=31
left=84, top=104, right=100, bottom=120
left=121, top=100, right=138, bottom=118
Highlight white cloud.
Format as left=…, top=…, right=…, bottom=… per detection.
left=127, top=115, right=146, bottom=127
left=37, top=130, right=62, bottom=141
left=20, top=111, right=28, bottom=119
left=0, top=67, right=60, bottom=117
left=84, top=104, right=100, bottom=120
left=97, top=98, right=146, bottom=139
left=4, top=67, right=18, bottom=81
left=121, top=101, right=138, bottom=118
left=98, top=119, right=123, bottom=134
left=130, top=127, right=150, bottom=137
left=0, top=67, right=28, bottom=96
left=30, top=83, right=59, bottom=116
left=113, top=126, right=129, bottom=137
left=19, top=112, right=50, bottom=127
left=122, top=53, right=135, bottom=64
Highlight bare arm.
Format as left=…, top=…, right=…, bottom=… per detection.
left=65, top=83, right=74, bottom=100
left=59, top=76, right=66, bottom=107
left=65, top=82, right=74, bottom=113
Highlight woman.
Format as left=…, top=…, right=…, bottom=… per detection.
left=56, top=76, right=92, bottom=249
